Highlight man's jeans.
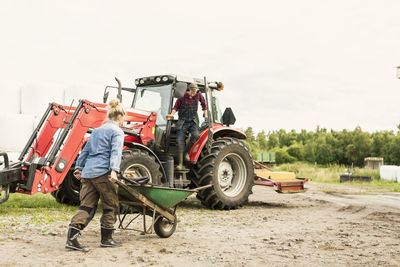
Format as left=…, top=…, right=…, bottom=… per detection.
left=176, top=120, right=199, bottom=152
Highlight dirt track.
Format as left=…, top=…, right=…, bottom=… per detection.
left=1, top=182, right=400, bottom=267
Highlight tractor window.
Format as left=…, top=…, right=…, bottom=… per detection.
left=197, top=91, right=223, bottom=125
left=212, top=95, right=223, bottom=124
left=134, top=84, right=172, bottom=127
left=195, top=92, right=207, bottom=126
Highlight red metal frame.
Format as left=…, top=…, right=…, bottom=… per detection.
left=18, top=100, right=156, bottom=196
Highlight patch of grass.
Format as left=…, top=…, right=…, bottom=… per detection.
left=0, top=193, right=75, bottom=210
left=272, top=162, right=400, bottom=192
left=0, top=193, right=77, bottom=225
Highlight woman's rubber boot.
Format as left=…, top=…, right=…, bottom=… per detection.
left=100, top=226, right=122, bottom=247
left=176, top=152, right=188, bottom=171
left=66, top=226, right=89, bottom=252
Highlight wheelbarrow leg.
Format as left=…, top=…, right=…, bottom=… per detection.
left=144, top=205, right=158, bottom=234
left=150, top=204, right=157, bottom=234
left=142, top=206, right=146, bottom=235
left=118, top=210, right=128, bottom=229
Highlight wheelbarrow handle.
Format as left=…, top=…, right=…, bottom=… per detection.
left=193, top=184, right=212, bottom=192
left=117, top=175, right=149, bottom=185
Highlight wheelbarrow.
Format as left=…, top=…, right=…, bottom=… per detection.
left=116, top=177, right=211, bottom=238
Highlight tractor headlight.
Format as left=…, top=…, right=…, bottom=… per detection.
left=162, top=76, right=168, bottom=82
left=139, top=79, right=145, bottom=85
left=135, top=80, right=139, bottom=85
left=155, top=77, right=161, bottom=82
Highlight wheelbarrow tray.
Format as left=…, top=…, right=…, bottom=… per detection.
left=118, top=183, right=197, bottom=210
left=116, top=182, right=211, bottom=237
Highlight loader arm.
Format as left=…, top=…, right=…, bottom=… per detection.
left=21, top=100, right=108, bottom=195
left=0, top=99, right=157, bottom=199
left=19, top=103, right=76, bottom=162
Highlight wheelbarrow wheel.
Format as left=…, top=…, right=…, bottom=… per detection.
left=154, top=214, right=177, bottom=238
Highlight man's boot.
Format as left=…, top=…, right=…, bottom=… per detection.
left=184, top=140, right=195, bottom=162
left=176, top=152, right=188, bottom=171
left=100, top=226, right=122, bottom=247
left=66, top=226, right=89, bottom=252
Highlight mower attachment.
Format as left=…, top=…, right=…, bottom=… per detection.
left=254, top=172, right=308, bottom=193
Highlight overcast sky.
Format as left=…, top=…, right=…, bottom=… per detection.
left=1, top=0, right=400, bottom=134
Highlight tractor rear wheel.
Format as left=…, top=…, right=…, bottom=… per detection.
left=196, top=137, right=254, bottom=209
left=120, top=148, right=163, bottom=185
left=51, top=169, right=80, bottom=206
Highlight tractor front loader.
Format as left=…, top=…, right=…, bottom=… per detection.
left=0, top=97, right=159, bottom=205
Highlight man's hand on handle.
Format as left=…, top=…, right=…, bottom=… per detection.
left=166, top=109, right=177, bottom=120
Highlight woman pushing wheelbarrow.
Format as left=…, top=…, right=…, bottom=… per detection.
left=66, top=99, right=126, bottom=252
left=65, top=98, right=210, bottom=252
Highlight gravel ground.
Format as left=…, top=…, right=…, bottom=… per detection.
left=0, top=182, right=399, bottom=266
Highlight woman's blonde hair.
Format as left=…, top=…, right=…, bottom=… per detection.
left=107, top=99, right=126, bottom=121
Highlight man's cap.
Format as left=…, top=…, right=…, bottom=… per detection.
left=188, top=83, right=198, bottom=90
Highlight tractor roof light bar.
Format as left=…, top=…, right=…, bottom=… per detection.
left=135, top=74, right=224, bottom=91
left=135, top=75, right=176, bottom=87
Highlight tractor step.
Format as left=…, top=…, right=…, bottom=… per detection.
left=174, top=179, right=191, bottom=186
left=174, top=169, right=191, bottom=188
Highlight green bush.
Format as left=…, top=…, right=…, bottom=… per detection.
left=243, top=126, right=400, bottom=167
left=273, top=147, right=296, bottom=164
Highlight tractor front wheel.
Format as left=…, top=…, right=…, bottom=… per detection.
left=51, top=169, right=80, bottom=206
left=197, top=137, right=254, bottom=210
left=120, top=148, right=163, bottom=185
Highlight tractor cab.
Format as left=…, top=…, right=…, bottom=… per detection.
left=133, top=75, right=224, bottom=123
left=102, top=75, right=237, bottom=158
left=131, top=74, right=231, bottom=157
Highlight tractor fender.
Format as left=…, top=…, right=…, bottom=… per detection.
left=189, top=125, right=247, bottom=162
left=123, top=143, right=167, bottom=181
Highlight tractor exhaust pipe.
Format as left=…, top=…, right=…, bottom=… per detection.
left=115, top=77, right=122, bottom=103
left=203, top=77, right=213, bottom=152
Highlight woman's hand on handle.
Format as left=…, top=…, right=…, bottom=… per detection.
left=109, top=170, right=118, bottom=183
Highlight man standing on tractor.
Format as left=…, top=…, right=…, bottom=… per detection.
left=166, top=83, right=208, bottom=170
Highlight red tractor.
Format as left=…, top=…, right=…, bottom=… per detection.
left=0, top=75, right=255, bottom=209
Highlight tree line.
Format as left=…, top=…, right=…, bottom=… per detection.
left=243, top=126, right=400, bottom=166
